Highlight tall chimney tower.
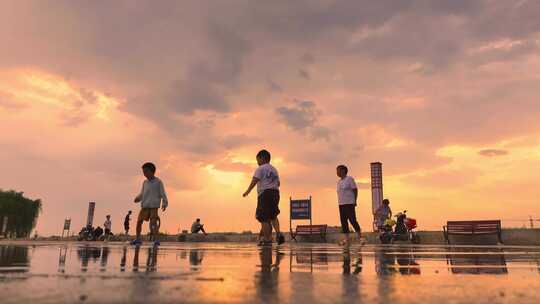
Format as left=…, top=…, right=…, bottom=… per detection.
left=370, top=162, right=383, bottom=231
left=86, top=202, right=96, bottom=227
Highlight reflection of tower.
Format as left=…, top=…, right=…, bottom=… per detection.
left=86, top=202, right=96, bottom=227
left=58, top=246, right=67, bottom=273
left=371, top=162, right=383, bottom=231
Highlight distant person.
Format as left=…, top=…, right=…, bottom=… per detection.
left=191, top=219, right=208, bottom=235
left=375, top=199, right=392, bottom=230
left=94, top=226, right=104, bottom=240
left=104, top=215, right=112, bottom=240
left=243, top=149, right=285, bottom=246
left=132, top=162, right=168, bottom=246
left=124, top=210, right=132, bottom=236
left=336, top=165, right=362, bottom=245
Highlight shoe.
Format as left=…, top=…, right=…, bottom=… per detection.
left=130, top=239, right=142, bottom=246
left=277, top=234, right=285, bottom=245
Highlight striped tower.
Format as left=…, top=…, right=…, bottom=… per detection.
left=86, top=202, right=96, bottom=227
left=370, top=162, right=383, bottom=231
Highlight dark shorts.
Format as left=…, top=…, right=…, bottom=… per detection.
left=256, top=189, right=280, bottom=223
left=124, top=223, right=129, bottom=231
left=138, top=208, right=159, bottom=222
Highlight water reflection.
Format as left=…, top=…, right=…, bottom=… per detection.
left=58, top=246, right=67, bottom=273
left=255, top=247, right=284, bottom=302
left=120, top=246, right=127, bottom=272
left=342, top=248, right=362, bottom=302
left=446, top=249, right=508, bottom=274
left=100, top=247, right=109, bottom=272
left=0, top=246, right=29, bottom=273
left=289, top=247, right=329, bottom=273
left=375, top=247, right=421, bottom=276
left=342, top=248, right=362, bottom=275
left=2, top=244, right=540, bottom=303
left=132, top=246, right=159, bottom=272
left=189, top=249, right=204, bottom=268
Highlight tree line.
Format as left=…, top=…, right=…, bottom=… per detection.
left=0, top=189, right=42, bottom=238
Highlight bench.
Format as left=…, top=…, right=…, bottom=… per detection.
left=291, top=224, right=328, bottom=242
left=443, top=220, right=503, bottom=245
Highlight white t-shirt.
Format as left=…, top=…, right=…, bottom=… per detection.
left=137, top=177, right=168, bottom=209
left=337, top=176, right=357, bottom=205
left=253, top=163, right=280, bottom=196
left=104, top=219, right=112, bottom=230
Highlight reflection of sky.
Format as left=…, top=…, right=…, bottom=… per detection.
left=1, top=244, right=540, bottom=303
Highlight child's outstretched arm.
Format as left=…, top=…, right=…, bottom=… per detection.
left=242, top=177, right=260, bottom=197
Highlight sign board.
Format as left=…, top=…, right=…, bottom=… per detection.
left=290, top=199, right=311, bottom=220
left=86, top=202, right=96, bottom=227
left=63, top=218, right=71, bottom=230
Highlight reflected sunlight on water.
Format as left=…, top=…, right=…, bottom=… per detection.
left=1, top=243, right=540, bottom=304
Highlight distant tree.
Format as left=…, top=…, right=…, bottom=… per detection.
left=0, top=190, right=42, bottom=238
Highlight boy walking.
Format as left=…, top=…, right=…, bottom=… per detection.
left=336, top=165, right=362, bottom=245
left=243, top=149, right=285, bottom=245
left=132, top=162, right=168, bottom=246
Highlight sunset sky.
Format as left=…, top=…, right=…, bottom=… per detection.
left=1, top=1, right=540, bottom=236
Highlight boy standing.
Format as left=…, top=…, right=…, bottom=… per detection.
left=336, top=165, right=362, bottom=245
left=243, top=150, right=285, bottom=245
left=132, top=162, right=168, bottom=246
left=104, top=215, right=112, bottom=241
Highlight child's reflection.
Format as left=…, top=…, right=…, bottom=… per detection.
left=255, top=247, right=283, bottom=302
left=189, top=249, right=204, bottom=269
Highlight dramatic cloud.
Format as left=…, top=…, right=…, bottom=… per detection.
left=275, top=100, right=331, bottom=140
left=1, top=1, right=540, bottom=234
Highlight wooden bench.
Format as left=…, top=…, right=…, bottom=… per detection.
left=443, top=220, right=503, bottom=244
left=291, top=225, right=328, bottom=242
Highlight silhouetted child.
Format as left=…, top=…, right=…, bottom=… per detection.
left=191, top=218, right=208, bottom=235
left=336, top=165, right=362, bottom=245
left=124, top=210, right=132, bottom=236
left=132, top=162, right=168, bottom=246
left=243, top=149, right=285, bottom=245
left=375, top=199, right=392, bottom=230
left=104, top=215, right=112, bottom=241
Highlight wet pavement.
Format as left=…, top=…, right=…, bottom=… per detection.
left=1, top=242, right=540, bottom=303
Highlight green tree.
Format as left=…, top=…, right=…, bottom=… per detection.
left=0, top=190, right=42, bottom=238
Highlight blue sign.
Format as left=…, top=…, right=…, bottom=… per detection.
left=291, top=199, right=311, bottom=220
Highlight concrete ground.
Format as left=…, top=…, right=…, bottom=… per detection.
left=1, top=241, right=540, bottom=303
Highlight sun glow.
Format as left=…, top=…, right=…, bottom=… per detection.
left=204, top=164, right=246, bottom=187
left=0, top=69, right=119, bottom=121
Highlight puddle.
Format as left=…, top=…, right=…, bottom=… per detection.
left=1, top=242, right=540, bottom=303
